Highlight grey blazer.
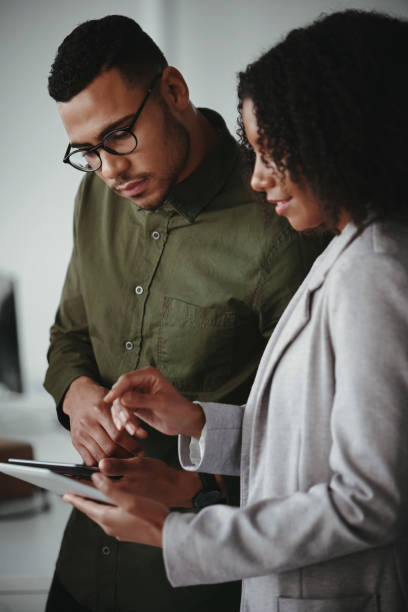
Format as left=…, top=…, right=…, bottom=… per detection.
left=163, top=221, right=408, bottom=612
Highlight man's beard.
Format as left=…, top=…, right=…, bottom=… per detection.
left=113, top=101, right=190, bottom=211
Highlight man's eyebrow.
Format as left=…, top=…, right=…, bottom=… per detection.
left=70, top=113, right=135, bottom=149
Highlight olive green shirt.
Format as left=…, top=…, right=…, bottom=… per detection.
left=44, top=109, right=329, bottom=612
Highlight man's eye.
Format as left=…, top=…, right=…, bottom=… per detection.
left=105, top=130, right=129, bottom=144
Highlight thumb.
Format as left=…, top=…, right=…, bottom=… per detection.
left=99, top=457, right=139, bottom=476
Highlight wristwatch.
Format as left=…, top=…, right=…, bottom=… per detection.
left=192, top=472, right=226, bottom=510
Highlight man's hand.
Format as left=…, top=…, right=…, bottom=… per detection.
left=104, top=366, right=206, bottom=440
left=64, top=478, right=168, bottom=548
left=63, top=376, right=145, bottom=465
left=99, top=456, right=202, bottom=508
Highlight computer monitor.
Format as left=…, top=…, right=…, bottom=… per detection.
left=0, top=275, right=23, bottom=394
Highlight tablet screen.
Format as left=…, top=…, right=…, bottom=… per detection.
left=0, top=462, right=111, bottom=504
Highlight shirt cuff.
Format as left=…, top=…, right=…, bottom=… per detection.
left=178, top=423, right=207, bottom=471
left=188, top=423, right=207, bottom=468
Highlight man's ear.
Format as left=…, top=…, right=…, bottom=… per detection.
left=159, top=66, right=190, bottom=111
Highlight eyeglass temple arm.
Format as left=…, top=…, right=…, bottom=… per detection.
left=127, top=72, right=162, bottom=132
left=63, top=142, right=72, bottom=163
left=62, top=71, right=162, bottom=162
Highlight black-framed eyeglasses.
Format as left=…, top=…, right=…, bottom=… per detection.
left=63, top=72, right=162, bottom=173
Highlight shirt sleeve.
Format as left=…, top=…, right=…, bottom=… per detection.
left=163, top=249, right=408, bottom=586
left=43, top=179, right=100, bottom=428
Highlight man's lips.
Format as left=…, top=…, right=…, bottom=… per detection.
left=267, top=196, right=292, bottom=215
left=116, top=179, right=148, bottom=198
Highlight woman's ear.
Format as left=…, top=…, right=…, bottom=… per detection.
left=159, top=66, right=190, bottom=111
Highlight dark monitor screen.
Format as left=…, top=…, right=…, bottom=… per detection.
left=0, top=276, right=23, bottom=394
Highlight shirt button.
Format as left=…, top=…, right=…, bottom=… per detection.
left=151, top=231, right=160, bottom=240
left=135, top=285, right=143, bottom=295
left=125, top=341, right=134, bottom=351
left=102, top=546, right=111, bottom=556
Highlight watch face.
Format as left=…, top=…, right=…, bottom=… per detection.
left=192, top=472, right=226, bottom=510
left=203, top=490, right=223, bottom=505
left=193, top=489, right=224, bottom=510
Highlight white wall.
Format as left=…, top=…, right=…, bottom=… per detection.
left=166, top=0, right=408, bottom=133
left=1, top=0, right=408, bottom=393
left=0, top=0, right=166, bottom=393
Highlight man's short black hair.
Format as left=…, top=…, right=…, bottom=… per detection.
left=48, top=15, right=168, bottom=102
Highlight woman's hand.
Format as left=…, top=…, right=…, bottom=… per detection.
left=105, top=366, right=206, bottom=439
left=98, top=456, right=202, bottom=508
left=64, top=472, right=169, bottom=547
left=111, top=398, right=149, bottom=439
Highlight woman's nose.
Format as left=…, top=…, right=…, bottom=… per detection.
left=250, top=157, right=276, bottom=193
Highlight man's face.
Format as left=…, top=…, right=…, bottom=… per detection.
left=58, top=68, right=190, bottom=210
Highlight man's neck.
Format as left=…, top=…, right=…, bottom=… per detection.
left=177, top=107, right=218, bottom=184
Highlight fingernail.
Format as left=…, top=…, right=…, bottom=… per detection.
left=113, top=418, right=123, bottom=431
left=126, top=423, right=136, bottom=436
left=119, top=410, right=128, bottom=423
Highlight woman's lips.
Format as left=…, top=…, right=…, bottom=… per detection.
left=117, top=179, right=148, bottom=198
left=268, top=197, right=292, bottom=215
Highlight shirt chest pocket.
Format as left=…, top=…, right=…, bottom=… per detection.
left=157, top=296, right=237, bottom=395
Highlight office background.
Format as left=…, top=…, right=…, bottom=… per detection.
left=1, top=1, right=408, bottom=610
left=1, top=0, right=408, bottom=395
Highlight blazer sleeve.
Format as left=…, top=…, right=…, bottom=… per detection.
left=163, top=249, right=408, bottom=586
left=178, top=401, right=245, bottom=476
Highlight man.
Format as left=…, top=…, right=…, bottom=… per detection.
left=44, top=14, right=329, bottom=612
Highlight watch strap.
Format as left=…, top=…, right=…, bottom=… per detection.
left=192, top=472, right=226, bottom=510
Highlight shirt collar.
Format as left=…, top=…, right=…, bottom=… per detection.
left=162, top=108, right=240, bottom=222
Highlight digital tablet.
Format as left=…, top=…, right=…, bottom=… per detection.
left=0, top=462, right=112, bottom=504
left=7, top=458, right=99, bottom=480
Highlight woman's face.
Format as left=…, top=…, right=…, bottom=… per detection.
left=242, top=98, right=325, bottom=232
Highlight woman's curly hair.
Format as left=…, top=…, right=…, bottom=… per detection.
left=238, top=9, right=408, bottom=230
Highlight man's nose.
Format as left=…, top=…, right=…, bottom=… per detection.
left=98, top=150, right=131, bottom=180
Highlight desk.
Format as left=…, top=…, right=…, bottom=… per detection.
left=0, top=392, right=81, bottom=612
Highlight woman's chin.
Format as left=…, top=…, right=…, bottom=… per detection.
left=286, top=215, right=323, bottom=233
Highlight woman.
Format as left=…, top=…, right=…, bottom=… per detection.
left=65, top=10, right=408, bottom=611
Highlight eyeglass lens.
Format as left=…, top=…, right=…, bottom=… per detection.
left=69, top=130, right=138, bottom=171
